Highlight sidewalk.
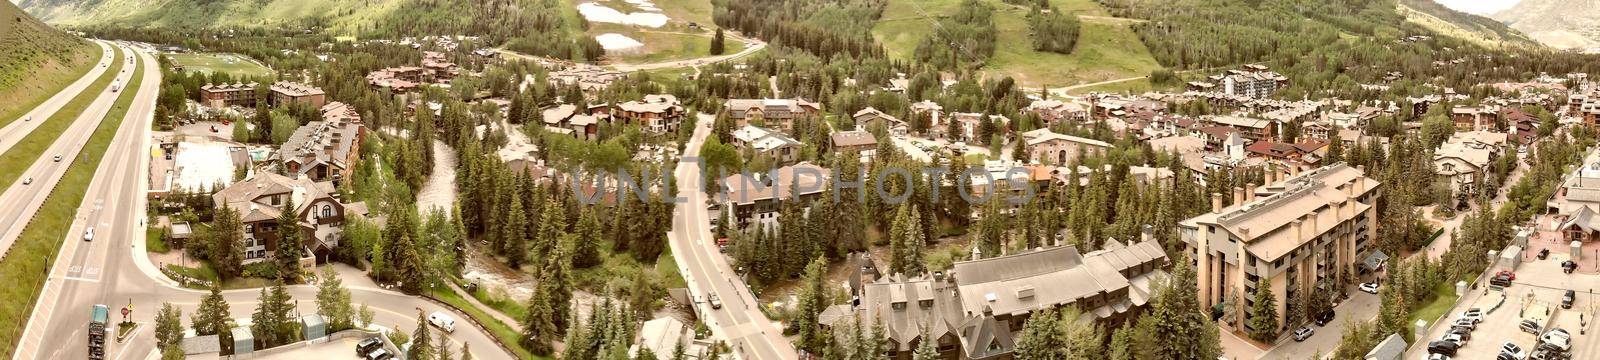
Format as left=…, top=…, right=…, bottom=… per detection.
left=446, top=281, right=522, bottom=332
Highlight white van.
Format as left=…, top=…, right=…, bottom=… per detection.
left=427, top=311, right=455, bottom=333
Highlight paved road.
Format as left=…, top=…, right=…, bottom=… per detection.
left=12, top=46, right=515, bottom=360
left=0, top=42, right=133, bottom=261
left=667, top=113, right=798, bottom=360
left=612, top=31, right=766, bottom=73
left=0, top=40, right=114, bottom=156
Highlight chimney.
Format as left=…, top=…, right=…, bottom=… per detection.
left=1304, top=211, right=1318, bottom=237
left=1233, top=187, right=1245, bottom=207
left=1292, top=219, right=1303, bottom=242
left=1212, top=192, right=1224, bottom=213
left=1290, top=165, right=1300, bottom=177
left=1246, top=183, right=1258, bottom=202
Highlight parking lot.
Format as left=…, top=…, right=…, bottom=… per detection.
left=257, top=337, right=366, bottom=360
left=1408, top=254, right=1600, bottom=359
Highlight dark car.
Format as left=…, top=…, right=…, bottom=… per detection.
left=1314, top=310, right=1335, bottom=326
left=1428, top=340, right=1460, bottom=356
left=1538, top=248, right=1550, bottom=260
left=356, top=337, right=383, bottom=356
left=1490, top=274, right=1514, bottom=287
left=1563, top=260, right=1577, bottom=274
left=1563, top=290, right=1576, bottom=309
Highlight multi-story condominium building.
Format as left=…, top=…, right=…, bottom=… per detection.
left=823, top=238, right=1169, bottom=360
left=1180, top=162, right=1381, bottom=337
left=724, top=98, right=822, bottom=134
left=716, top=162, right=830, bottom=228
left=280, top=102, right=366, bottom=184
left=199, top=82, right=259, bottom=108
left=269, top=81, right=326, bottom=109
left=1020, top=128, right=1111, bottom=166
left=615, top=94, right=685, bottom=134
left=211, top=172, right=369, bottom=264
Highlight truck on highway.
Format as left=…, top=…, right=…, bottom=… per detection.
left=110, top=80, right=121, bottom=93
left=89, top=304, right=108, bottom=360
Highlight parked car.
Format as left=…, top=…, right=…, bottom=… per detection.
left=366, top=348, right=393, bottom=360
left=356, top=337, right=383, bottom=356
left=1451, top=318, right=1476, bottom=331
left=1314, top=310, right=1335, bottom=326
left=1563, top=261, right=1578, bottom=274
left=1521, top=319, right=1544, bottom=334
left=1540, top=329, right=1571, bottom=351
left=1441, top=332, right=1468, bottom=347
left=1497, top=270, right=1517, bottom=281
left=1458, top=308, right=1484, bottom=324
left=1359, top=282, right=1380, bottom=294
left=1491, top=273, right=1514, bottom=287
left=1428, top=340, right=1460, bottom=356
left=427, top=311, right=456, bottom=333
left=1427, top=354, right=1452, bottom=360
left=1562, top=290, right=1575, bottom=309
left=1502, top=342, right=1528, bottom=360
left=1538, top=248, right=1550, bottom=260
left=1447, top=328, right=1472, bottom=342
left=1292, top=326, right=1314, bottom=341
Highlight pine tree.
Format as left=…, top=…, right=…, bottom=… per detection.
left=912, top=326, right=940, bottom=360
left=1247, top=278, right=1279, bottom=342
left=209, top=204, right=245, bottom=280
left=888, top=205, right=912, bottom=275
left=796, top=256, right=829, bottom=353
left=316, top=267, right=355, bottom=331
left=520, top=282, right=558, bottom=355
left=461, top=342, right=473, bottom=360
left=710, top=28, right=727, bottom=55
left=1377, top=287, right=1412, bottom=343
left=155, top=303, right=184, bottom=350
left=573, top=208, right=602, bottom=269
left=192, top=284, right=230, bottom=336
left=436, top=329, right=454, bottom=360
left=274, top=195, right=304, bottom=281
left=410, top=310, right=436, bottom=360
left=1150, top=254, right=1222, bottom=360
left=540, top=238, right=575, bottom=333
left=1014, top=308, right=1065, bottom=359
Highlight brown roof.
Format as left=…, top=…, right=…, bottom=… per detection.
left=830, top=130, right=877, bottom=148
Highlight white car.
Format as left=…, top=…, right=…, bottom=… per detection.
left=1457, top=309, right=1484, bottom=324
left=1500, top=342, right=1526, bottom=360
left=83, top=227, right=95, bottom=242
left=1292, top=326, right=1314, bottom=341
left=22, top=177, right=32, bottom=185
left=427, top=311, right=456, bottom=333
left=1540, top=329, right=1571, bottom=351
left=1359, top=282, right=1380, bottom=294
left=53, top=154, right=62, bottom=162
left=1441, top=332, right=1467, bottom=346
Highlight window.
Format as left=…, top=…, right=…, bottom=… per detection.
left=322, top=205, right=333, bottom=218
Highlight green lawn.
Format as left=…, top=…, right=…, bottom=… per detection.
left=428, top=286, right=543, bottom=359
left=0, top=51, right=143, bottom=357
left=0, top=43, right=97, bottom=130
left=593, top=24, right=748, bottom=64
left=653, top=0, right=715, bottom=26
left=146, top=227, right=169, bottom=253
left=1409, top=274, right=1473, bottom=327
left=164, top=52, right=275, bottom=78
left=873, top=0, right=1162, bottom=87
left=0, top=48, right=124, bottom=192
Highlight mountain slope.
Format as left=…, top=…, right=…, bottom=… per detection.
left=17, top=0, right=409, bottom=31
left=1396, top=0, right=1536, bottom=48
left=0, top=0, right=94, bottom=127
left=1493, top=0, right=1600, bottom=51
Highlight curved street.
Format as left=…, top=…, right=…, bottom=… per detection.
left=11, top=45, right=516, bottom=360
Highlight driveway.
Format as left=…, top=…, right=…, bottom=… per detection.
left=1250, top=289, right=1382, bottom=359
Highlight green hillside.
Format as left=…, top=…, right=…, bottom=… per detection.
left=1397, top=0, right=1538, bottom=48
left=873, top=0, right=1161, bottom=87
left=0, top=0, right=95, bottom=128
left=18, top=0, right=409, bottom=32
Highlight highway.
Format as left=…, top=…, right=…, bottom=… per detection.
left=12, top=45, right=515, bottom=360
left=0, top=41, right=131, bottom=261
left=667, top=114, right=799, bottom=360
left=0, top=40, right=114, bottom=155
